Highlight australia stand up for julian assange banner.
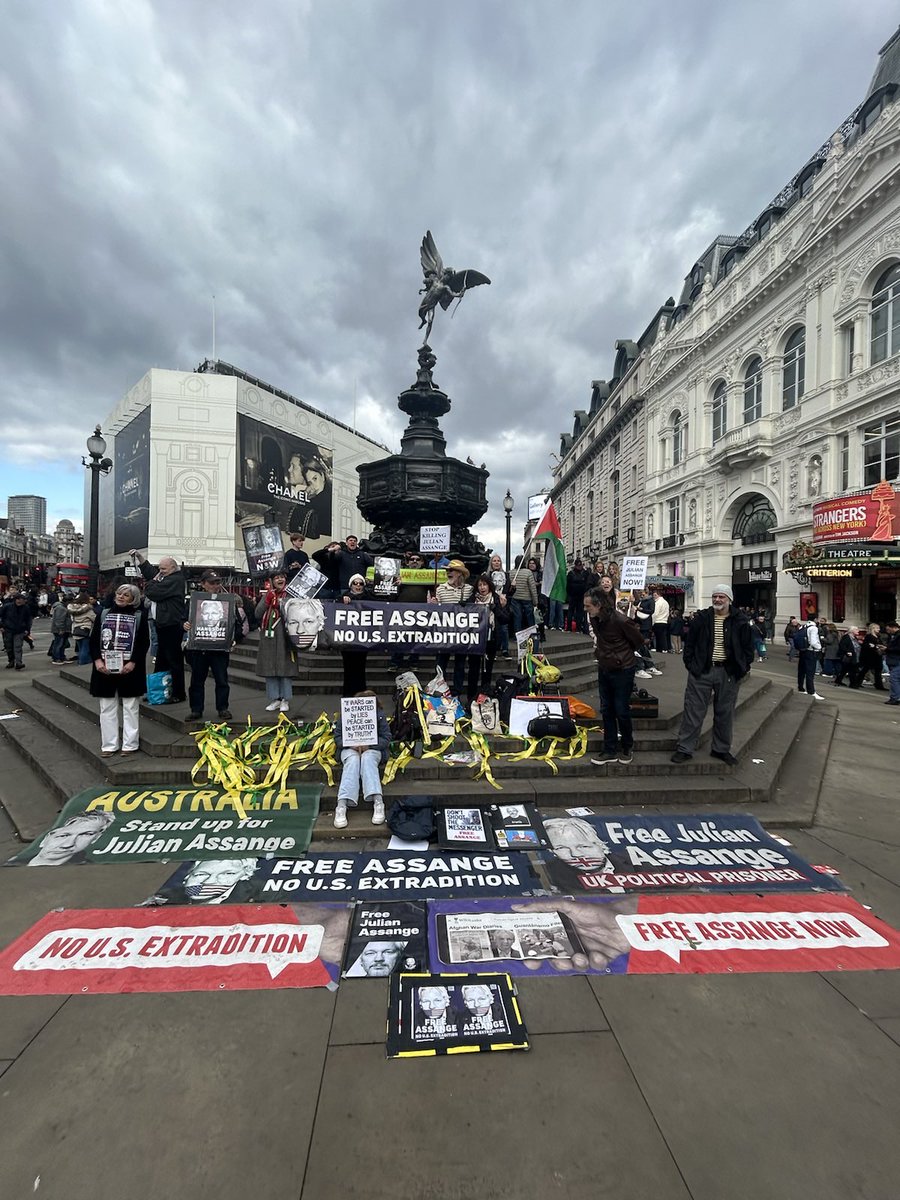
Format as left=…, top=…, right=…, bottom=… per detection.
left=0, top=904, right=352, bottom=995
left=536, top=814, right=847, bottom=895
left=5, top=786, right=322, bottom=866
left=142, top=850, right=543, bottom=906
left=426, top=895, right=900, bottom=977
left=281, top=599, right=488, bottom=653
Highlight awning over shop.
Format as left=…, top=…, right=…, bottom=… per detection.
left=646, top=575, right=693, bottom=594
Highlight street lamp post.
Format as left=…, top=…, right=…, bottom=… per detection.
left=82, top=425, right=112, bottom=595
left=503, top=490, right=514, bottom=572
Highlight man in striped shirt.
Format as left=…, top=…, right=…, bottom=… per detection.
left=670, top=584, right=753, bottom=767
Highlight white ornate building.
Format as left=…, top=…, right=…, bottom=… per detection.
left=555, top=26, right=900, bottom=628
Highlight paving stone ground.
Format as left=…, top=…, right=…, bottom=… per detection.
left=0, top=629, right=898, bottom=1200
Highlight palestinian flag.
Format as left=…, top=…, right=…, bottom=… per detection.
left=533, top=501, right=567, bottom=601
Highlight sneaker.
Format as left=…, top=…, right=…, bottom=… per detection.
left=618, top=749, right=633, bottom=764
left=265, top=701, right=281, bottom=711
left=885, top=699, right=900, bottom=705
left=710, top=750, right=738, bottom=766
left=333, top=804, right=348, bottom=829
left=371, top=797, right=386, bottom=825
left=217, top=710, right=232, bottom=720
left=811, top=693, right=825, bottom=701
left=649, top=667, right=663, bottom=677
left=591, top=751, right=618, bottom=766
left=670, top=750, right=693, bottom=763
left=14, top=664, right=25, bottom=671
left=635, top=669, right=652, bottom=680
left=279, top=699, right=290, bottom=713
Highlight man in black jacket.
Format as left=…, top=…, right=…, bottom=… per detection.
left=132, top=551, right=187, bottom=702
left=670, top=583, right=753, bottom=767
left=1, top=591, right=32, bottom=670
left=883, top=619, right=900, bottom=705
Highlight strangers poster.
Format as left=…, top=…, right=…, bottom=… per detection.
left=5, top=785, right=322, bottom=866
left=187, top=591, right=237, bottom=651
left=0, top=904, right=352, bottom=995
left=536, top=813, right=848, bottom=894
left=236, top=412, right=332, bottom=538
left=113, top=406, right=151, bottom=554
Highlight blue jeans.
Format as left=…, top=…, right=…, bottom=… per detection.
left=76, top=636, right=93, bottom=664
left=547, top=599, right=564, bottom=629
left=510, top=599, right=540, bottom=651
left=265, top=676, right=293, bottom=702
left=188, top=651, right=230, bottom=714
left=50, top=633, right=68, bottom=662
left=338, top=747, right=382, bottom=804
left=597, top=667, right=636, bottom=754
left=888, top=661, right=900, bottom=702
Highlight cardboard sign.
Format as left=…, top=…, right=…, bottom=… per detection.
left=340, top=696, right=378, bottom=747
left=619, top=556, right=649, bottom=590
left=372, top=557, right=401, bottom=597
left=145, top=850, right=543, bottom=905
left=6, top=786, right=322, bottom=867
left=387, top=972, right=528, bottom=1057
left=419, top=525, right=451, bottom=554
left=341, top=901, right=427, bottom=977
left=437, top=808, right=495, bottom=851
left=186, top=592, right=237, bottom=652
left=507, top=696, right=571, bottom=738
left=285, top=563, right=328, bottom=600
left=0, top=904, right=352, bottom=995
left=242, top=524, right=284, bottom=578
left=427, top=896, right=900, bottom=977
left=536, top=814, right=848, bottom=895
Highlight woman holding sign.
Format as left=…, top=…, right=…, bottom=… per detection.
left=88, top=582, right=149, bottom=756
left=254, top=571, right=299, bottom=713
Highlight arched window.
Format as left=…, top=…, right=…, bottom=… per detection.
left=871, top=264, right=900, bottom=364
left=731, top=495, right=777, bottom=545
left=712, top=381, right=727, bottom=443
left=672, top=410, right=685, bottom=465
left=743, top=357, right=763, bottom=424
left=782, top=328, right=806, bottom=410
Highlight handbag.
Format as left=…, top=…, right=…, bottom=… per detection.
left=527, top=715, right=577, bottom=739
left=471, top=697, right=500, bottom=735
left=146, top=670, right=173, bottom=705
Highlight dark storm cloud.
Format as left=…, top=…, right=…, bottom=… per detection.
left=1, top=0, right=896, bottom=541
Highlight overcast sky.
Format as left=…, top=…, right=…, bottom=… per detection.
left=2, top=0, right=897, bottom=552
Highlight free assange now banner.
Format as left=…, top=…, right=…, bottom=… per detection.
left=283, top=599, right=488, bottom=653
left=426, top=895, right=900, bottom=977
left=0, top=904, right=352, bottom=995
left=5, top=786, right=322, bottom=866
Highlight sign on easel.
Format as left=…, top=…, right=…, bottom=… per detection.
left=419, top=525, right=451, bottom=555
left=340, top=696, right=379, bottom=747
left=619, top=556, right=649, bottom=590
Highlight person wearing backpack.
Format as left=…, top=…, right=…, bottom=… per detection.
left=795, top=618, right=823, bottom=699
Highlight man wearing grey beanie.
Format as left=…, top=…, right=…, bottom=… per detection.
left=670, top=583, right=753, bottom=767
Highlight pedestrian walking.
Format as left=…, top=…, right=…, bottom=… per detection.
left=883, top=619, right=900, bottom=704
left=49, top=596, right=72, bottom=664
left=68, top=591, right=97, bottom=665
left=650, top=588, right=670, bottom=652
left=1, top=590, right=32, bottom=670
left=821, top=622, right=841, bottom=678
left=89, top=583, right=150, bottom=756
left=670, top=584, right=753, bottom=767
left=834, top=626, right=860, bottom=687
left=254, top=571, right=299, bottom=713
left=856, top=623, right=886, bottom=690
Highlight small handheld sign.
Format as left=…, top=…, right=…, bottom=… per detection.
left=619, top=556, right=649, bottom=591
left=340, top=695, right=378, bottom=747
left=419, top=525, right=451, bottom=554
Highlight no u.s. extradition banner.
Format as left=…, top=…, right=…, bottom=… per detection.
left=282, top=600, right=488, bottom=653
left=0, top=904, right=351, bottom=995
left=5, top=786, right=322, bottom=866
left=143, top=850, right=543, bottom=906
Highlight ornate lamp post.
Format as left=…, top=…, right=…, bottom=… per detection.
left=503, top=490, right=514, bottom=572
left=82, top=425, right=112, bottom=595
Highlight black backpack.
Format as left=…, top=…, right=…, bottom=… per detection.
left=390, top=689, right=423, bottom=743
left=490, top=673, right=530, bottom=724
left=386, top=796, right=435, bottom=841
left=792, top=626, right=809, bottom=651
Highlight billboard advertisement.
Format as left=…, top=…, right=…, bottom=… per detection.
left=113, top=406, right=151, bottom=554
left=812, top=481, right=899, bottom=544
left=236, top=413, right=333, bottom=538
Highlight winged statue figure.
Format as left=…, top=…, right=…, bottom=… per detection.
left=417, top=230, right=491, bottom=344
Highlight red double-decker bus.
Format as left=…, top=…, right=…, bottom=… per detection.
left=55, top=563, right=91, bottom=594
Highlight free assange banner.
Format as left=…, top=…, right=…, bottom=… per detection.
left=537, top=813, right=847, bottom=895
left=426, top=895, right=900, bottom=977
left=5, top=786, right=322, bottom=866
left=281, top=599, right=488, bottom=653
left=143, top=850, right=543, bottom=906
left=0, top=904, right=352, bottom=995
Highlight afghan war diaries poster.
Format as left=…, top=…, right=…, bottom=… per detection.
left=282, top=599, right=488, bottom=654
left=113, top=405, right=151, bottom=555
left=0, top=904, right=352, bottom=995
left=143, top=850, right=543, bottom=906
left=342, top=901, right=428, bottom=977
left=186, top=591, right=238, bottom=652
left=427, top=895, right=900, bottom=977
left=242, top=523, right=284, bottom=578
left=236, top=412, right=332, bottom=538
left=387, top=973, right=528, bottom=1058
left=5, top=785, right=322, bottom=866
left=536, top=813, right=848, bottom=895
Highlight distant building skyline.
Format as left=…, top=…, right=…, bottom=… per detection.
left=7, top=494, right=47, bottom=536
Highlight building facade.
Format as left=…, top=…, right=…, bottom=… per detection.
left=53, top=519, right=84, bottom=564
left=555, top=27, right=900, bottom=627
left=6, top=495, right=47, bottom=537
left=92, top=360, right=389, bottom=577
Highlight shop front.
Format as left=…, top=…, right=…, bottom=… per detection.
left=731, top=557, right=777, bottom=616
left=645, top=574, right=693, bottom=614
